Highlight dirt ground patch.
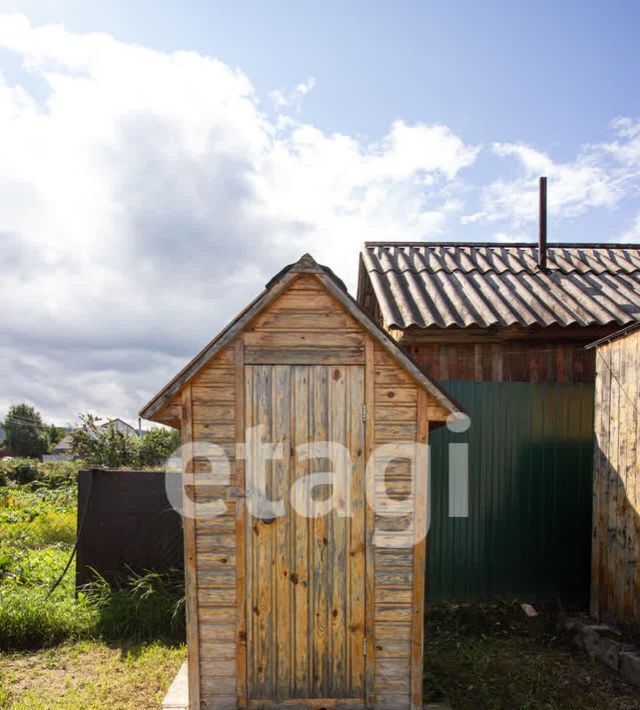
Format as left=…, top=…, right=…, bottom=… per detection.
left=0, top=640, right=185, bottom=709
left=423, top=603, right=640, bottom=710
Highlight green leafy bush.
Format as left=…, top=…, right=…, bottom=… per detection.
left=70, top=415, right=139, bottom=468
left=0, top=459, right=80, bottom=489
left=136, top=428, right=181, bottom=468
left=1, top=459, right=39, bottom=484
left=38, top=460, right=79, bottom=488
left=69, top=414, right=179, bottom=469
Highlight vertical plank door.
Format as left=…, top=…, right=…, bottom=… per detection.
left=244, top=364, right=366, bottom=704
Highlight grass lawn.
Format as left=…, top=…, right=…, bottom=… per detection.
left=424, top=603, right=640, bottom=709
left=0, top=640, right=185, bottom=709
left=0, top=466, right=186, bottom=708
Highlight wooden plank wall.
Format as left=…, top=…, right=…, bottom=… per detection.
left=243, top=363, right=367, bottom=702
left=372, top=345, right=419, bottom=710
left=190, top=345, right=238, bottom=709
left=405, top=341, right=596, bottom=383
left=591, top=329, right=640, bottom=625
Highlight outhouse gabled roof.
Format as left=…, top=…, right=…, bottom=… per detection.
left=359, top=242, right=640, bottom=331
left=140, top=253, right=462, bottom=422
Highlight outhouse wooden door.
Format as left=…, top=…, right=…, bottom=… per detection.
left=243, top=363, right=367, bottom=704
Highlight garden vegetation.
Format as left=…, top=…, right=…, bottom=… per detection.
left=0, top=457, right=186, bottom=706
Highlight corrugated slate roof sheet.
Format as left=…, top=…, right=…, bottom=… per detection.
left=361, top=243, right=640, bottom=330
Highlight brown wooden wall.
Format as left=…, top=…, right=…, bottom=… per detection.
left=372, top=345, right=427, bottom=709
left=185, top=346, right=239, bottom=709
left=404, top=340, right=596, bottom=383
left=591, top=328, right=640, bottom=625
left=170, top=273, right=447, bottom=709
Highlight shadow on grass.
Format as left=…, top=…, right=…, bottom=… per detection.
left=0, top=569, right=185, bottom=653
left=84, top=568, right=186, bottom=651
left=423, top=602, right=640, bottom=710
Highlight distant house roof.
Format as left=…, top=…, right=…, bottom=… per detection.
left=359, top=242, right=640, bottom=331
left=52, top=418, right=137, bottom=454
left=104, top=418, right=138, bottom=437
left=53, top=433, right=74, bottom=453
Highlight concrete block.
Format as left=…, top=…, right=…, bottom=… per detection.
left=582, top=632, right=622, bottom=672
left=163, top=661, right=188, bottom=710
left=620, top=651, right=640, bottom=687
left=562, top=617, right=613, bottom=636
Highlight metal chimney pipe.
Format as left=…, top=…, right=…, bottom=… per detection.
left=538, top=176, right=547, bottom=271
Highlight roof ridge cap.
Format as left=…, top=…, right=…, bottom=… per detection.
left=363, top=241, right=640, bottom=249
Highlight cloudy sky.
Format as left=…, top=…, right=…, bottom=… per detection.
left=0, top=2, right=639, bottom=425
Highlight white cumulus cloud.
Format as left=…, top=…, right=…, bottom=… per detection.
left=269, top=76, right=316, bottom=112
left=621, top=214, right=640, bottom=243
left=0, top=14, right=479, bottom=423
left=465, top=121, right=640, bottom=227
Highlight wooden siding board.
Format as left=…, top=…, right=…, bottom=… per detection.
left=273, top=365, right=294, bottom=699
left=591, top=363, right=602, bottom=618
left=607, top=342, right=620, bottom=619
left=245, top=345, right=365, bottom=365
left=632, top=333, right=640, bottom=624
left=310, top=364, right=330, bottom=698
left=235, top=339, right=247, bottom=707
left=292, top=366, right=311, bottom=698
left=592, top=330, right=640, bottom=625
left=181, top=384, right=201, bottom=709
left=594, top=348, right=611, bottom=619
left=192, top=348, right=240, bottom=709
left=364, top=339, right=376, bottom=706
left=615, top=341, right=627, bottom=622
left=406, top=340, right=598, bottom=384
left=623, top=336, right=636, bottom=619
left=371, top=341, right=420, bottom=709
left=348, top=365, right=367, bottom=697
left=329, top=367, right=347, bottom=695
left=243, top=331, right=364, bottom=349
left=410, top=390, right=429, bottom=710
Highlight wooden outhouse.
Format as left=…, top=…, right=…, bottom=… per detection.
left=140, top=254, right=460, bottom=709
left=588, top=322, right=640, bottom=625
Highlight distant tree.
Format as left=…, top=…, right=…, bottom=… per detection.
left=70, top=414, right=139, bottom=468
left=136, top=428, right=181, bottom=468
left=1, top=404, right=49, bottom=459
left=46, top=424, right=67, bottom=451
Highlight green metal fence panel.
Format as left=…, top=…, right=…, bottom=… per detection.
left=427, top=381, right=594, bottom=604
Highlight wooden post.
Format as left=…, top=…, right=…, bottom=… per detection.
left=235, top=339, right=247, bottom=707
left=364, top=338, right=376, bottom=707
left=410, top=390, right=430, bottom=709
left=181, top=384, right=201, bottom=709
